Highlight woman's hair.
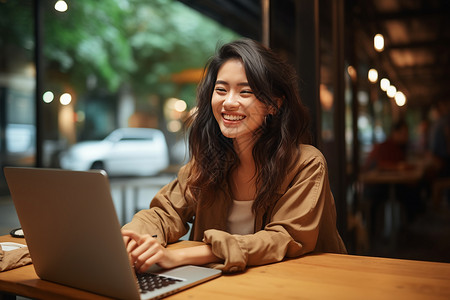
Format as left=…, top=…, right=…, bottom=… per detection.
left=185, top=38, right=311, bottom=211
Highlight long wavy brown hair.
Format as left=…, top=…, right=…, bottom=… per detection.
left=185, top=38, right=311, bottom=212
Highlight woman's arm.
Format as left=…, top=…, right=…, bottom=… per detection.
left=202, top=148, right=345, bottom=272
left=122, top=230, right=221, bottom=272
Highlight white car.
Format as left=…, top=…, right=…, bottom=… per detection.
left=60, top=128, right=169, bottom=177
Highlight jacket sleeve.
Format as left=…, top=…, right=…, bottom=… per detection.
left=203, top=154, right=331, bottom=273
left=121, top=166, right=194, bottom=246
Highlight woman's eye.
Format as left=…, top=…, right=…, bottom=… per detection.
left=215, top=87, right=226, bottom=93
left=241, top=90, right=253, bottom=95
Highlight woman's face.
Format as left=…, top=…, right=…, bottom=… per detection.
left=211, top=58, right=269, bottom=145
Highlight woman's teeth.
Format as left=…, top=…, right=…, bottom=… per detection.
left=223, top=114, right=245, bottom=121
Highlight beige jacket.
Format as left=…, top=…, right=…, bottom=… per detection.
left=122, top=144, right=347, bottom=273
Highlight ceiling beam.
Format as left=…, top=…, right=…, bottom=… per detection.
left=364, top=8, right=450, bottom=22
left=177, top=0, right=261, bottom=39
left=386, top=38, right=450, bottom=50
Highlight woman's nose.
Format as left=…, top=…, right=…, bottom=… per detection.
left=223, top=92, right=239, bottom=109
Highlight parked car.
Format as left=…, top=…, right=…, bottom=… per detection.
left=60, top=128, right=169, bottom=177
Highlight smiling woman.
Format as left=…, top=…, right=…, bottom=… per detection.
left=122, top=38, right=346, bottom=274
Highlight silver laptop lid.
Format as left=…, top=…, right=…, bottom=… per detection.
left=4, top=167, right=141, bottom=299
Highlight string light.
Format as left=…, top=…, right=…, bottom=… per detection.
left=368, top=69, right=378, bottom=83
left=374, top=34, right=384, bottom=52
left=394, top=91, right=406, bottom=106
left=387, top=85, right=397, bottom=98
left=380, top=78, right=390, bottom=91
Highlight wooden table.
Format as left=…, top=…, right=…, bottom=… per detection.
left=359, top=166, right=424, bottom=241
left=1, top=235, right=450, bottom=299
left=360, top=166, right=424, bottom=185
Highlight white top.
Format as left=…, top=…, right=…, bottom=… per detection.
left=227, top=200, right=255, bottom=235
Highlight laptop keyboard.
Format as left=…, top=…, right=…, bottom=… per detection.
left=137, top=273, right=183, bottom=293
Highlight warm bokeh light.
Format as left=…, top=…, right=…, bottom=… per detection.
left=59, top=102, right=76, bottom=144
left=347, top=65, right=357, bottom=81
left=60, top=93, right=72, bottom=105
left=174, top=99, right=187, bottom=112
left=380, top=78, right=390, bottom=91
left=320, top=84, right=333, bottom=111
left=374, top=34, right=384, bottom=52
left=43, top=91, right=54, bottom=103
left=164, top=97, right=188, bottom=128
left=167, top=120, right=182, bottom=132
left=386, top=85, right=397, bottom=98
left=394, top=91, right=406, bottom=106
left=54, top=0, right=68, bottom=12
left=368, top=68, right=378, bottom=83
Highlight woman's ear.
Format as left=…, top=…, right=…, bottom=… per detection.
left=268, top=98, right=282, bottom=114
left=268, top=106, right=277, bottom=115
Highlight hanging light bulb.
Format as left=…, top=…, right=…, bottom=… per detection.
left=394, top=91, right=406, bottom=106
left=374, top=34, right=384, bottom=52
left=387, top=85, right=397, bottom=98
left=368, top=69, right=378, bottom=83
left=380, top=78, right=390, bottom=91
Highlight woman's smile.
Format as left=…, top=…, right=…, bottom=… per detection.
left=222, top=113, right=246, bottom=122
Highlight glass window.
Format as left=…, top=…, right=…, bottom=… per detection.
left=0, top=1, right=35, bottom=183
left=0, top=0, right=240, bottom=196
left=40, top=0, right=240, bottom=174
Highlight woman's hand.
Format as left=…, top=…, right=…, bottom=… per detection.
left=121, top=229, right=180, bottom=272
left=122, top=229, right=222, bottom=272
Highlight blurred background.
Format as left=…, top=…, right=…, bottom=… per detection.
left=1, top=0, right=449, bottom=263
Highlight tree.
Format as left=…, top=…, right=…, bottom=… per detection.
left=42, top=0, right=239, bottom=104
left=1, top=0, right=239, bottom=142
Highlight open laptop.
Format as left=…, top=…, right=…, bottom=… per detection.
left=4, top=167, right=221, bottom=300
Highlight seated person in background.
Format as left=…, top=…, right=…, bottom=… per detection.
left=364, top=119, right=410, bottom=172
left=121, top=38, right=347, bottom=274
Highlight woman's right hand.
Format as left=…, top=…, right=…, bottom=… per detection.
left=121, top=229, right=180, bottom=272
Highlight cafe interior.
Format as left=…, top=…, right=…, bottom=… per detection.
left=1, top=0, right=450, bottom=267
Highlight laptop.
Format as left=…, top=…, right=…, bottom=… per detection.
left=4, top=167, right=221, bottom=300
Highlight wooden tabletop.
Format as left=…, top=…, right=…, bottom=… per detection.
left=1, top=235, right=450, bottom=300
left=360, top=166, right=424, bottom=185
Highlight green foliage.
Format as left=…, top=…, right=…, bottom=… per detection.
left=43, top=0, right=137, bottom=91
left=42, top=0, right=239, bottom=100
left=0, top=1, right=34, bottom=62
left=0, top=0, right=239, bottom=109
